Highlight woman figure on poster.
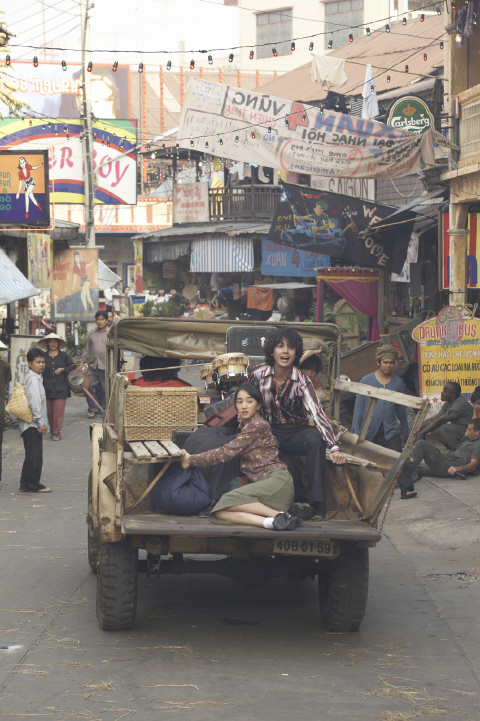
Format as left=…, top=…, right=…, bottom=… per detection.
left=16, top=157, right=43, bottom=220
left=71, top=250, right=96, bottom=314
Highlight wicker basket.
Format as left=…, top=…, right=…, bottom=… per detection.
left=123, top=386, right=198, bottom=441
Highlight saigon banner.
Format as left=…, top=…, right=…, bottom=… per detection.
left=412, top=306, right=480, bottom=412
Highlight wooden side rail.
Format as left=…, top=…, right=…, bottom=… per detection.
left=333, top=378, right=426, bottom=410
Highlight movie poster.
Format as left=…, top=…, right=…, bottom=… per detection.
left=0, top=150, right=50, bottom=228
left=27, top=233, right=53, bottom=288
left=52, top=249, right=99, bottom=321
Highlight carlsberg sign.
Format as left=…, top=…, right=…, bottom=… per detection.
left=386, top=95, right=434, bottom=135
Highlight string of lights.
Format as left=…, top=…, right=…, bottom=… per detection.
left=4, top=0, right=447, bottom=66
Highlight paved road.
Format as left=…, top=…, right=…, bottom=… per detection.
left=0, top=399, right=479, bottom=720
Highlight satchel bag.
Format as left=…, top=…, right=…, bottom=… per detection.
left=149, top=464, right=213, bottom=516
left=5, top=382, right=33, bottom=423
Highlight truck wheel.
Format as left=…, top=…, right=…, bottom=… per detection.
left=96, top=540, right=138, bottom=631
left=87, top=471, right=100, bottom=574
left=318, top=545, right=369, bottom=632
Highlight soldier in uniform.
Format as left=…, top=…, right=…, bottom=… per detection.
left=415, top=381, right=473, bottom=450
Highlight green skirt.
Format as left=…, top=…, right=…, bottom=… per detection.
left=209, top=468, right=294, bottom=523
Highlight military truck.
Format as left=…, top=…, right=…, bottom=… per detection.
left=88, top=318, right=429, bottom=632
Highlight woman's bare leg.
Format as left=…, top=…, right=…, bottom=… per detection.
left=224, top=502, right=282, bottom=517
left=215, top=510, right=269, bottom=527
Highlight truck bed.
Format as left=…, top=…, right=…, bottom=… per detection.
left=122, top=513, right=381, bottom=542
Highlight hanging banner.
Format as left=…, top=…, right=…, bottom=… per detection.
left=412, top=307, right=480, bottom=410
left=247, top=286, right=273, bottom=311
left=0, top=118, right=137, bottom=205
left=269, top=182, right=415, bottom=274
left=173, top=182, right=209, bottom=224
left=27, top=233, right=53, bottom=288
left=442, top=212, right=479, bottom=289
left=51, top=248, right=99, bottom=321
left=178, top=79, right=437, bottom=180
left=133, top=239, right=143, bottom=293
left=0, top=149, right=50, bottom=228
left=261, top=236, right=329, bottom=277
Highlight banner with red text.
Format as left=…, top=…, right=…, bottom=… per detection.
left=173, top=182, right=209, bottom=223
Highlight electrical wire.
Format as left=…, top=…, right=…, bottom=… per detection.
left=10, top=3, right=80, bottom=41
left=15, top=16, right=80, bottom=53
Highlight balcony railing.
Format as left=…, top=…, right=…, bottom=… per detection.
left=209, top=185, right=282, bottom=221
left=459, top=86, right=480, bottom=166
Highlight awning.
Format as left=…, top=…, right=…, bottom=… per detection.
left=190, top=237, right=254, bottom=273
left=254, top=282, right=316, bottom=289
left=0, top=249, right=38, bottom=304
left=133, top=220, right=271, bottom=242
left=144, top=240, right=191, bottom=263
left=98, top=260, right=121, bottom=291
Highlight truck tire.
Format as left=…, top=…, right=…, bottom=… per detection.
left=87, top=471, right=100, bottom=574
left=96, top=540, right=138, bottom=631
left=318, top=545, right=369, bottom=632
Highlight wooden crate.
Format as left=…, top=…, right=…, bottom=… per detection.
left=123, top=386, right=198, bottom=441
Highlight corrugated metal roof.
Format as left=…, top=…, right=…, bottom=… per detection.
left=0, top=248, right=38, bottom=304
left=133, top=220, right=271, bottom=241
left=256, top=14, right=444, bottom=103
left=190, top=237, right=254, bottom=273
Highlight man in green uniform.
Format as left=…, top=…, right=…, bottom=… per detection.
left=0, top=341, right=12, bottom=490
left=400, top=418, right=480, bottom=490
left=415, top=381, right=473, bottom=450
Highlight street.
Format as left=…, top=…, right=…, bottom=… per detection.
left=0, top=398, right=479, bottom=720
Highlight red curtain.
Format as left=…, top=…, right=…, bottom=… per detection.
left=323, top=278, right=379, bottom=342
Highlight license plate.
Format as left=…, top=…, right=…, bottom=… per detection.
left=273, top=538, right=339, bottom=557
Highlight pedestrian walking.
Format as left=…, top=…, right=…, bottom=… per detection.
left=0, top=340, right=12, bottom=489
left=80, top=310, right=108, bottom=418
left=37, top=333, right=74, bottom=441
left=414, top=381, right=473, bottom=450
left=18, top=348, right=51, bottom=494
left=398, top=418, right=480, bottom=498
left=351, top=344, right=409, bottom=453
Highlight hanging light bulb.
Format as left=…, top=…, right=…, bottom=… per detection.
left=405, top=64, right=409, bottom=72
left=436, top=4, right=442, bottom=14
left=190, top=139, right=194, bottom=147
left=166, top=59, right=172, bottom=70
left=348, top=33, right=353, bottom=42
left=440, top=41, right=444, bottom=49
left=272, top=47, right=278, bottom=56
left=328, top=39, right=333, bottom=49
left=235, top=136, right=239, bottom=143
left=451, top=1, right=456, bottom=8
left=33, top=56, right=38, bottom=67
left=402, top=17, right=407, bottom=25
left=66, top=133, right=70, bottom=141
left=61, top=60, right=67, bottom=71
left=47, top=121, right=51, bottom=128
left=309, top=41, right=314, bottom=51
left=147, top=143, right=151, bottom=152
left=424, top=52, right=427, bottom=60
left=366, top=27, right=371, bottom=35
left=473, top=13, right=477, bottom=25
left=251, top=131, right=256, bottom=139
left=120, top=138, right=124, bottom=149
left=138, top=62, right=144, bottom=73
left=285, top=118, right=289, bottom=128
left=79, top=134, right=83, bottom=143
left=55, top=125, right=58, bottom=136
left=219, top=138, right=223, bottom=145
left=290, top=41, right=295, bottom=51
left=370, top=84, right=374, bottom=93
left=176, top=142, right=179, bottom=150
left=205, top=140, right=209, bottom=148
left=420, top=13, right=425, bottom=21
left=386, top=24, right=390, bottom=32
left=29, top=118, right=32, bottom=126
left=228, top=52, right=234, bottom=62
left=64, top=123, right=67, bottom=133
left=302, top=113, right=306, bottom=121
left=107, top=137, right=110, bottom=147
left=268, top=126, right=272, bottom=133
left=93, top=131, right=96, bottom=141
left=190, top=58, right=195, bottom=69
left=5, top=54, right=10, bottom=65
left=249, top=49, right=254, bottom=59
left=162, top=142, right=166, bottom=150
left=208, top=54, right=213, bottom=64
left=455, top=30, right=462, bottom=42
left=151, top=152, right=156, bottom=159
left=112, top=60, right=118, bottom=72
left=387, top=75, right=391, bottom=82
left=102, top=137, right=105, bottom=146
left=87, top=61, right=93, bottom=72
left=334, top=98, right=340, bottom=110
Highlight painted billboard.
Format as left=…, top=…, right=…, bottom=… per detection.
left=52, top=248, right=99, bottom=322
left=442, top=212, right=479, bottom=289
left=0, top=118, right=137, bottom=205
left=261, top=237, right=329, bottom=277
left=0, top=149, right=50, bottom=227
left=27, top=233, right=53, bottom=288
left=0, top=62, right=130, bottom=119
left=412, top=306, right=480, bottom=410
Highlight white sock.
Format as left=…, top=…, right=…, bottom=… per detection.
left=263, top=517, right=275, bottom=529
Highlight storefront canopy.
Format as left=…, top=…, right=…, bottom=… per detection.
left=0, top=248, right=38, bottom=304
left=190, top=236, right=254, bottom=273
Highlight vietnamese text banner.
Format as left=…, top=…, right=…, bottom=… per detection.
left=412, top=307, right=480, bottom=409
left=0, top=118, right=137, bottom=205
left=178, top=79, right=436, bottom=179
left=261, top=236, right=329, bottom=277
left=269, top=182, right=415, bottom=274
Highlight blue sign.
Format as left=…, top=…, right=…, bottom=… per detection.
left=261, top=236, right=329, bottom=277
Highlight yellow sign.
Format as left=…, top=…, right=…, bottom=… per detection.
left=412, top=306, right=480, bottom=409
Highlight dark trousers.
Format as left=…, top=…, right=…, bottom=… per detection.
left=0, top=417, right=4, bottom=482
left=271, top=425, right=326, bottom=505
left=20, top=427, right=43, bottom=491
left=88, top=368, right=105, bottom=413
left=372, top=427, right=403, bottom=453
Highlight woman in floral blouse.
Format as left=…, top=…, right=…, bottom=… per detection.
left=182, top=383, right=300, bottom=530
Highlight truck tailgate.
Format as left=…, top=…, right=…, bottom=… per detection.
left=122, top=513, right=381, bottom=542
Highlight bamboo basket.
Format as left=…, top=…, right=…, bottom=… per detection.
left=123, top=386, right=198, bottom=441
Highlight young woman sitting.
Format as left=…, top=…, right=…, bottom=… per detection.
left=181, top=383, right=300, bottom=530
